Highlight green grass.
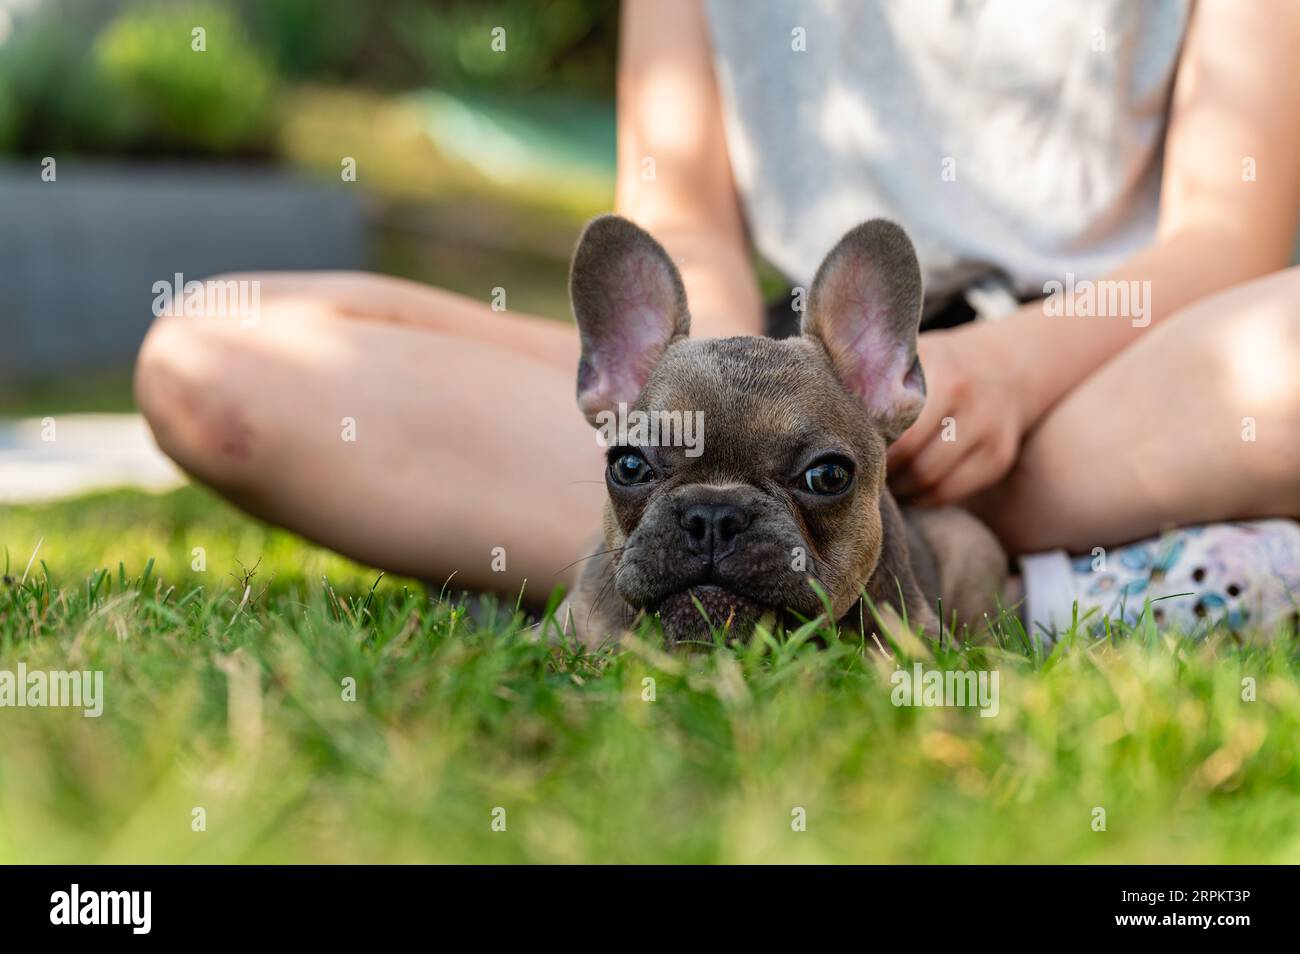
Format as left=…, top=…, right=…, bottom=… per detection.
left=0, top=368, right=138, bottom=417
left=2, top=485, right=1299, bottom=863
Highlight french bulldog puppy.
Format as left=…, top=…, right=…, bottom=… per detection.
left=566, top=215, right=1006, bottom=646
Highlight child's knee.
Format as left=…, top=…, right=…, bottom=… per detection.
left=135, top=316, right=265, bottom=491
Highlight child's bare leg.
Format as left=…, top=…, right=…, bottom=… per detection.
left=972, top=266, right=1300, bottom=554
left=134, top=273, right=606, bottom=597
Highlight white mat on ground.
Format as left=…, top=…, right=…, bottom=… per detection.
left=0, top=414, right=185, bottom=504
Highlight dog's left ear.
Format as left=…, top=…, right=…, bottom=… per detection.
left=570, top=214, right=690, bottom=426
left=802, top=219, right=926, bottom=442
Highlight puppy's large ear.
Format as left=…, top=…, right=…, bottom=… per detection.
left=802, top=219, right=926, bottom=443
left=570, top=215, right=690, bottom=425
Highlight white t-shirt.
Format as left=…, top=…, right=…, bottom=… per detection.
left=704, top=0, right=1191, bottom=315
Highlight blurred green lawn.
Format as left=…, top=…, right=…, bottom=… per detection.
left=3, top=485, right=1299, bottom=863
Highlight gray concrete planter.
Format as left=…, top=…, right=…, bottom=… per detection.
left=0, top=161, right=367, bottom=378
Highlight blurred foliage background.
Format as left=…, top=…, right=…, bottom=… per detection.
left=0, top=0, right=618, bottom=158
left=0, top=0, right=623, bottom=413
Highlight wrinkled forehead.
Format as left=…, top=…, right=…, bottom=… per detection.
left=634, top=337, right=881, bottom=470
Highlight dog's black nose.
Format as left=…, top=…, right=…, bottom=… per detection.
left=680, top=503, right=751, bottom=558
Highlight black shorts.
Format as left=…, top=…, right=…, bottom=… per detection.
left=764, top=288, right=978, bottom=339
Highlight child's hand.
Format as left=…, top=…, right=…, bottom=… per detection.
left=887, top=321, right=1032, bottom=506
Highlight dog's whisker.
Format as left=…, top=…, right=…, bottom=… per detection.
left=553, top=546, right=627, bottom=577
left=585, top=570, right=620, bottom=628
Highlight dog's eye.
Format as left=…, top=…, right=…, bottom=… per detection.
left=803, top=459, right=853, bottom=495
left=610, top=451, right=653, bottom=486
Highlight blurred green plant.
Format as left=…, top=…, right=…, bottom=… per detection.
left=0, top=79, right=15, bottom=151
left=229, top=0, right=617, bottom=92
left=235, top=0, right=368, bottom=81
left=0, top=0, right=616, bottom=159
left=0, top=9, right=94, bottom=155
left=0, top=0, right=275, bottom=157
left=388, top=0, right=616, bottom=94
left=91, top=3, right=275, bottom=155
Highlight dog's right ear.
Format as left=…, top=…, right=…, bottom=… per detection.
left=570, top=214, right=690, bottom=425
left=802, top=219, right=926, bottom=443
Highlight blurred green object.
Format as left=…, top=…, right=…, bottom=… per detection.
left=413, top=88, right=613, bottom=188
left=0, top=81, right=15, bottom=152
left=388, top=0, right=615, bottom=94
left=0, top=0, right=617, bottom=159
left=238, top=0, right=367, bottom=81
left=91, top=3, right=276, bottom=155
left=0, top=0, right=276, bottom=157
left=0, top=10, right=91, bottom=155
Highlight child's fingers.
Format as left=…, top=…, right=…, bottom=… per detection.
left=890, top=431, right=975, bottom=499
left=914, top=444, right=1004, bottom=507
left=887, top=400, right=947, bottom=469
